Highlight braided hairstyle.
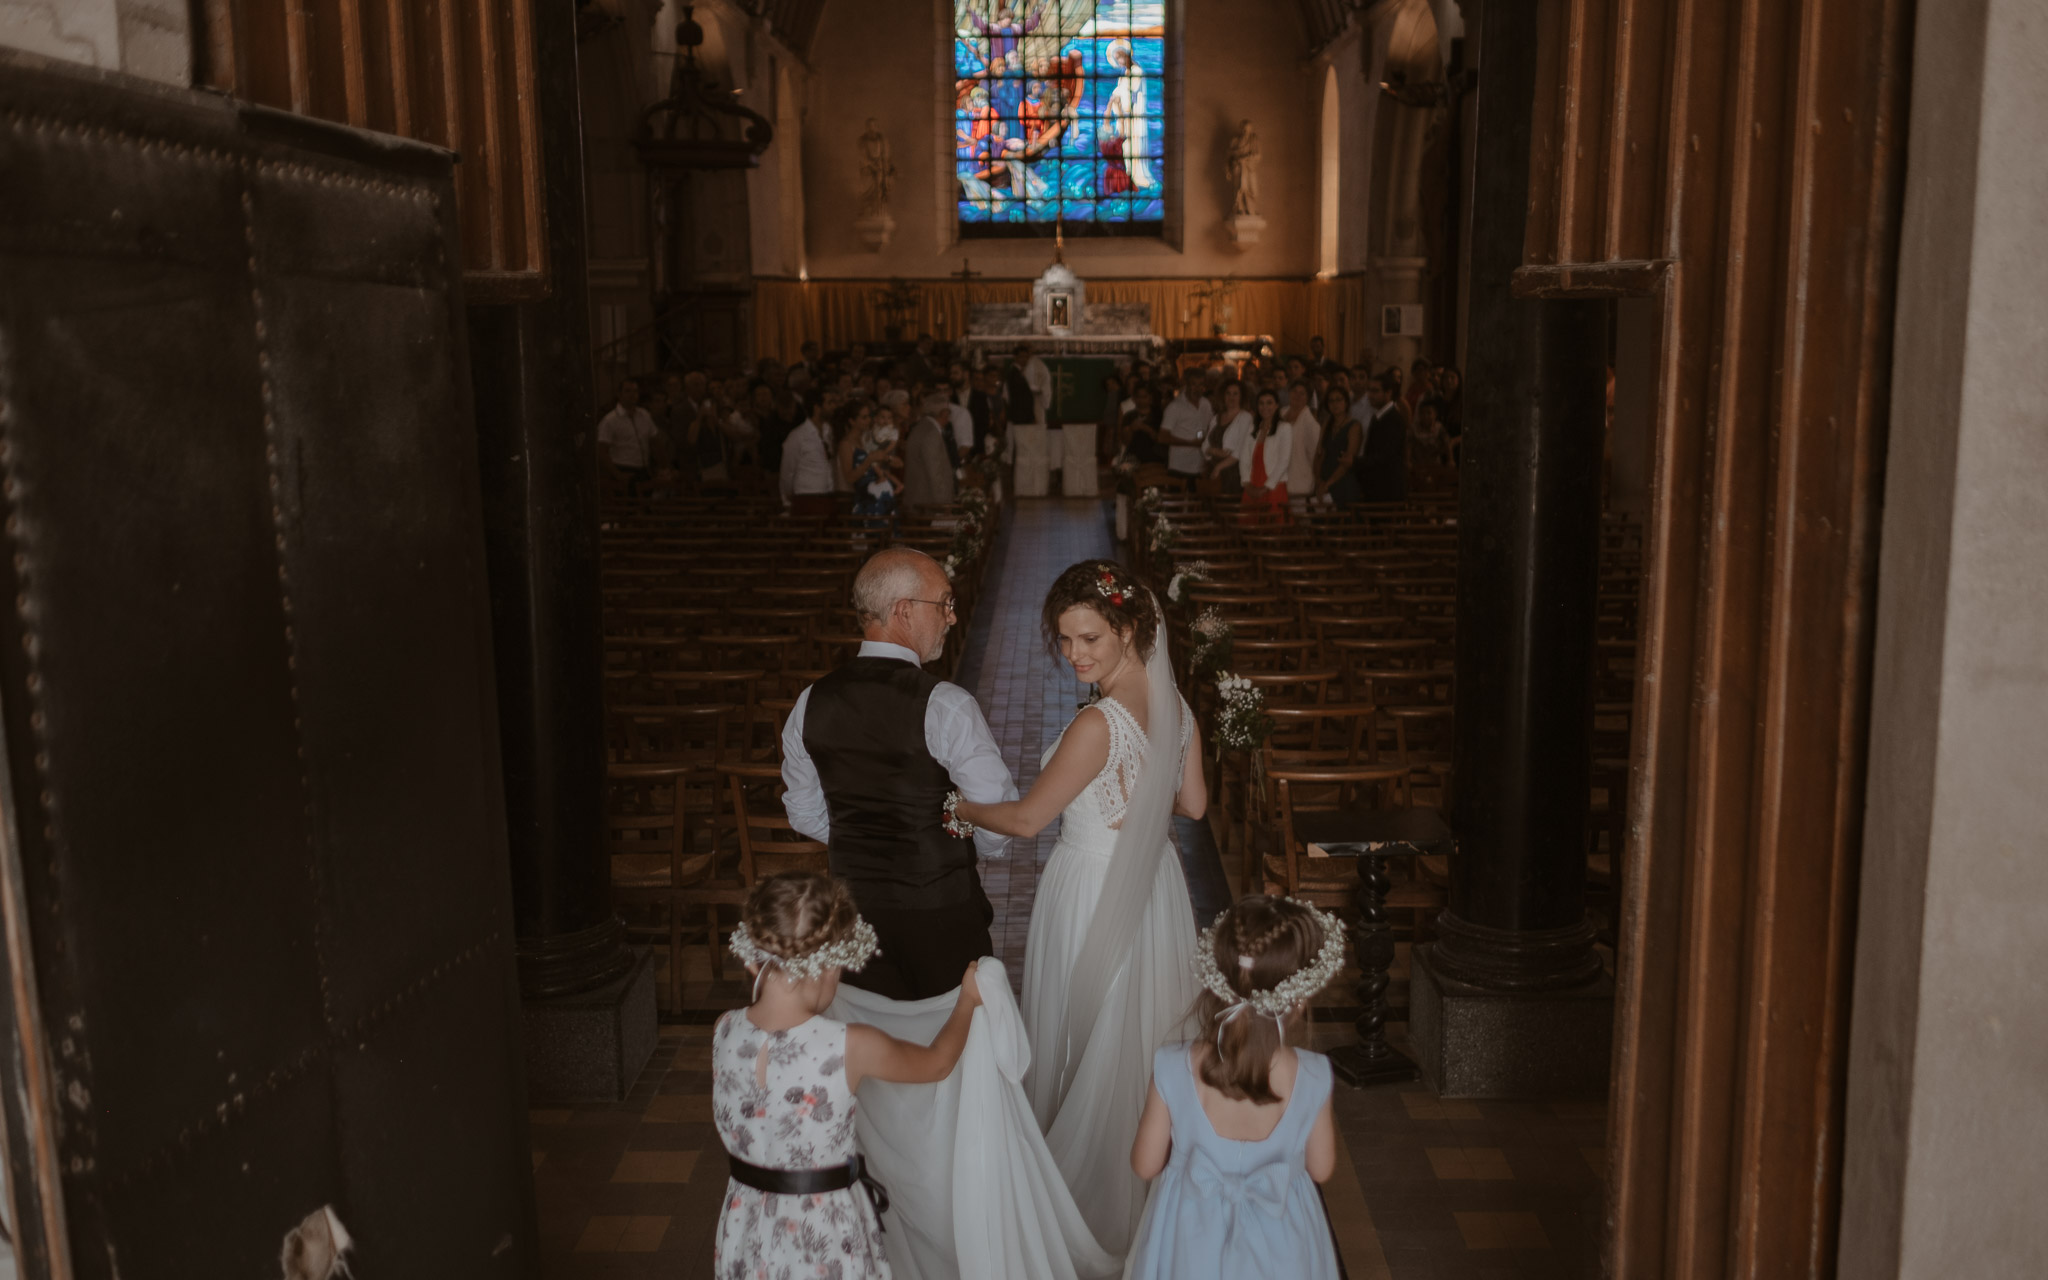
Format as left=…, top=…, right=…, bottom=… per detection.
left=1195, top=896, right=1328, bottom=1102
left=1040, top=559, right=1160, bottom=663
left=741, top=872, right=859, bottom=973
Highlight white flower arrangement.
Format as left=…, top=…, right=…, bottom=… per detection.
left=1211, top=669, right=1272, bottom=752
left=729, top=917, right=880, bottom=982
left=1190, top=608, right=1234, bottom=675
left=1193, top=899, right=1347, bottom=1019
left=1147, top=512, right=1179, bottom=553
left=941, top=554, right=962, bottom=581
left=1166, top=560, right=1211, bottom=605
left=1134, top=485, right=1164, bottom=516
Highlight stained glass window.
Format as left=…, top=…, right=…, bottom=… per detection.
left=953, top=1, right=1167, bottom=236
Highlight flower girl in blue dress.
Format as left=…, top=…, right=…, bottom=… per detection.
left=1126, top=895, right=1345, bottom=1280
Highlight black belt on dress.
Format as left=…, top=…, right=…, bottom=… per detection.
left=727, top=1153, right=891, bottom=1230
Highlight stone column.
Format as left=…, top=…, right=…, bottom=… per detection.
left=1408, top=0, right=1614, bottom=1099
left=467, top=0, right=653, bottom=1099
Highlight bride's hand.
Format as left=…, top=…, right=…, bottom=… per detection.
left=959, top=964, right=983, bottom=1008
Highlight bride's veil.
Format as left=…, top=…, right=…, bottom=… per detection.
left=1042, top=587, right=1183, bottom=1113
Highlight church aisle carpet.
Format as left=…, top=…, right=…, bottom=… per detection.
left=535, top=499, right=1605, bottom=1280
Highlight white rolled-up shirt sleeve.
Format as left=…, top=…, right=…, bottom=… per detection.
left=927, top=682, right=1019, bottom=858
left=779, top=686, right=831, bottom=843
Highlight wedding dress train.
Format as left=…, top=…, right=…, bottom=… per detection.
left=830, top=957, right=1119, bottom=1280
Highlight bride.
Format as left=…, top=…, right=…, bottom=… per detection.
left=954, top=560, right=1206, bottom=1258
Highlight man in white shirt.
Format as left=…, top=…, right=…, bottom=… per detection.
left=596, top=378, right=659, bottom=492
left=781, top=549, right=1019, bottom=998
left=1018, top=343, right=1057, bottom=468
left=1158, top=375, right=1213, bottom=487
left=778, top=393, right=836, bottom=516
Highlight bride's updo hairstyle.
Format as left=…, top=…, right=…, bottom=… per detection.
left=1195, top=896, right=1331, bottom=1103
left=1040, top=560, right=1159, bottom=662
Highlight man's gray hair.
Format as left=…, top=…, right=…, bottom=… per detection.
left=881, top=388, right=911, bottom=410
left=853, top=548, right=935, bottom=625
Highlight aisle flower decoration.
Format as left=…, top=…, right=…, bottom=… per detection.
left=1134, top=486, right=1165, bottom=518
left=1166, top=560, right=1211, bottom=606
left=1212, top=672, right=1274, bottom=754
left=957, top=487, right=990, bottom=523
left=941, top=553, right=963, bottom=581
left=1148, top=512, right=1179, bottom=554
left=1190, top=607, right=1233, bottom=676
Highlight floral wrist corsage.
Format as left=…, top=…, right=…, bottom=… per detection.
left=942, top=790, right=976, bottom=839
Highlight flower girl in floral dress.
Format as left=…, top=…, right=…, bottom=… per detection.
left=1126, top=895, right=1345, bottom=1280
left=713, top=871, right=982, bottom=1279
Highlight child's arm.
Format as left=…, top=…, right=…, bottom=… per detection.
left=1305, top=1091, right=1337, bottom=1182
left=845, top=964, right=983, bottom=1091
left=1130, top=1079, right=1172, bottom=1179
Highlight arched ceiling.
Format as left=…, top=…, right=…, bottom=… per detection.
left=734, top=0, right=1367, bottom=59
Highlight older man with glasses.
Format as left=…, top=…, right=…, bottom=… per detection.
left=779, top=548, right=1019, bottom=999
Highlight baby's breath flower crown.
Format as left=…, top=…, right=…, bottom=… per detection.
left=1193, top=899, right=1346, bottom=1018
left=729, top=917, right=880, bottom=982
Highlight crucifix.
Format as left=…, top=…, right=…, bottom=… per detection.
left=953, top=258, right=982, bottom=285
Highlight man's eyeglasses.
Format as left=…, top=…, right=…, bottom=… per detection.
left=903, top=597, right=957, bottom=618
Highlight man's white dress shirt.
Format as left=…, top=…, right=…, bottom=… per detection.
left=597, top=405, right=658, bottom=468
left=781, top=641, right=1017, bottom=859
left=1160, top=394, right=1213, bottom=475
left=778, top=416, right=835, bottom=504
left=948, top=401, right=976, bottom=453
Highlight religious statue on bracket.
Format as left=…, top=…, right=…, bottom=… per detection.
left=1225, top=118, right=1265, bottom=247
left=855, top=118, right=897, bottom=252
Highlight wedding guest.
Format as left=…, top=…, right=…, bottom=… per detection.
left=714, top=871, right=983, bottom=1280
left=1159, top=376, right=1212, bottom=491
left=1355, top=373, right=1409, bottom=503
left=1204, top=380, right=1252, bottom=496
left=1125, top=895, right=1341, bottom=1280
left=1281, top=379, right=1320, bottom=510
left=1405, top=357, right=1433, bottom=411
left=903, top=390, right=959, bottom=509
left=1307, top=334, right=1343, bottom=378
left=779, top=393, right=836, bottom=516
left=841, top=396, right=903, bottom=521
left=596, top=377, right=658, bottom=495
left=1239, top=387, right=1292, bottom=520
left=1310, top=384, right=1363, bottom=507
left=1122, top=384, right=1165, bottom=466
left=968, top=366, right=1005, bottom=457
left=1410, top=396, right=1452, bottom=472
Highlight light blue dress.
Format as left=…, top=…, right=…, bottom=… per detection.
left=1125, top=1042, right=1340, bottom=1280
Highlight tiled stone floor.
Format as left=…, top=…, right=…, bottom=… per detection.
left=537, top=499, right=1607, bottom=1279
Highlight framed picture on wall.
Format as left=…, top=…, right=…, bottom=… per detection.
left=1382, top=304, right=1425, bottom=337
left=1049, top=292, right=1073, bottom=331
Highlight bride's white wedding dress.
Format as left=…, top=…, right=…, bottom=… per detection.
left=1024, top=692, right=1200, bottom=1258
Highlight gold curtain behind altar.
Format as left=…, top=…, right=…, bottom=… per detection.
left=753, top=275, right=1371, bottom=365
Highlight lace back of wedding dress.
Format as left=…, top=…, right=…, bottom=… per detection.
left=1043, top=597, right=1185, bottom=1112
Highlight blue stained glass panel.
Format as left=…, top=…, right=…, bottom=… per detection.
left=954, top=0, right=1167, bottom=236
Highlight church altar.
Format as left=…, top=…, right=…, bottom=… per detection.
left=966, top=250, right=1159, bottom=498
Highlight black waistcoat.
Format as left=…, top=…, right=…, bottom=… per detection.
left=803, top=656, right=978, bottom=909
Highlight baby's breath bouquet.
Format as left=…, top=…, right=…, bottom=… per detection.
left=1212, top=672, right=1273, bottom=753
left=1134, top=485, right=1164, bottom=517
left=1148, top=512, right=1179, bottom=554
left=1190, top=607, right=1234, bottom=676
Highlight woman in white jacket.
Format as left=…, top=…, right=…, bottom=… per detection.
left=1239, top=386, right=1292, bottom=522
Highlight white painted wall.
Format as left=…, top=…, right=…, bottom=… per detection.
left=1841, top=0, right=2048, bottom=1273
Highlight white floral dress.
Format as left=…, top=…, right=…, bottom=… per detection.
left=712, top=1010, right=890, bottom=1280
